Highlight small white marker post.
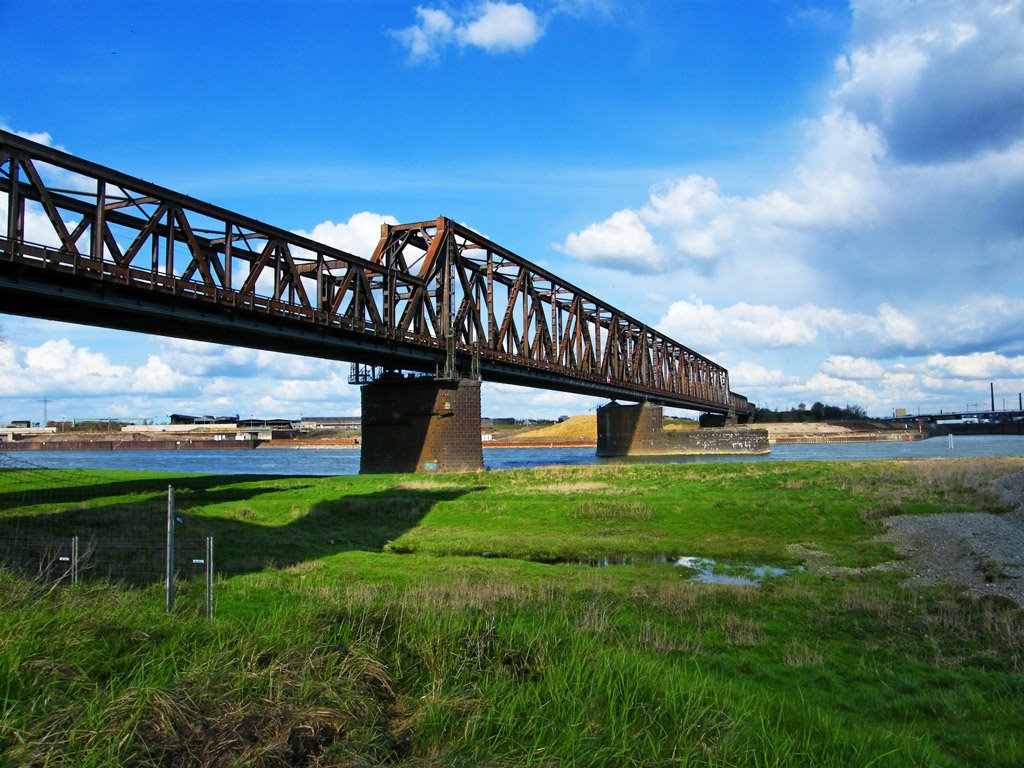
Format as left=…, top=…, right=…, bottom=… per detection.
left=165, top=485, right=175, bottom=613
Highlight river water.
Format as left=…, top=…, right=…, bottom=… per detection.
left=3, top=435, right=1023, bottom=476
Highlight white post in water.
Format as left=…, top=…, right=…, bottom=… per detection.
left=948, top=434, right=955, bottom=452
left=165, top=485, right=175, bottom=613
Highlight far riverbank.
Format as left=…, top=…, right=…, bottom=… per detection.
left=3, top=435, right=1023, bottom=475
left=1, top=419, right=1016, bottom=456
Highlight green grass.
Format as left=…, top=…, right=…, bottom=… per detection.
left=1, top=457, right=1023, bottom=766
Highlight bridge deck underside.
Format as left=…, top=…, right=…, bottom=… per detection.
left=0, top=246, right=731, bottom=411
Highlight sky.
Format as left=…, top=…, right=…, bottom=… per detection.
left=1, top=0, right=1023, bottom=423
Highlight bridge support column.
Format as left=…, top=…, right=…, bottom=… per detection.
left=699, top=412, right=739, bottom=428
left=596, top=401, right=664, bottom=457
left=359, top=375, right=483, bottom=474
left=597, top=401, right=770, bottom=457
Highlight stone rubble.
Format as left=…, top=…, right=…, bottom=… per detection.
left=879, top=470, right=1024, bottom=607
left=790, top=470, right=1024, bottom=607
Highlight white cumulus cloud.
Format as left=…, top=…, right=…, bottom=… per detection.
left=924, top=352, right=1024, bottom=380
left=294, top=211, right=399, bottom=257
left=394, top=2, right=544, bottom=62
left=820, top=355, right=886, bottom=380
left=0, top=338, right=188, bottom=398
left=832, top=0, right=1024, bottom=162
left=458, top=2, right=542, bottom=51
left=556, top=209, right=665, bottom=271
left=393, top=7, right=457, bottom=62
left=654, top=296, right=1024, bottom=362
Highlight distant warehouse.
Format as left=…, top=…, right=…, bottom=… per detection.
left=299, top=416, right=361, bottom=429
left=169, top=414, right=239, bottom=425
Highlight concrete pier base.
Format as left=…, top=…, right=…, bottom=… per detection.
left=597, top=401, right=769, bottom=457
left=360, top=376, right=483, bottom=474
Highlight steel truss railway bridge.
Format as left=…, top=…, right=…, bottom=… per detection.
left=0, top=129, right=752, bottom=472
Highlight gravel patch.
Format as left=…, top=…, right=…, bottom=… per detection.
left=878, top=470, right=1024, bottom=607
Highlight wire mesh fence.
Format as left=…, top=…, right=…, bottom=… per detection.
left=0, top=452, right=215, bottom=617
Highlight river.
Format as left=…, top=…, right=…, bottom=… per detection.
left=3, top=435, right=1023, bottom=475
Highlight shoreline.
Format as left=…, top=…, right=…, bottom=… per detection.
left=1, top=432, right=946, bottom=452
left=4, top=421, right=1017, bottom=453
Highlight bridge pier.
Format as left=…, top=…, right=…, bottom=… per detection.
left=596, top=401, right=665, bottom=457
left=597, top=401, right=769, bottom=457
left=359, top=375, right=483, bottom=474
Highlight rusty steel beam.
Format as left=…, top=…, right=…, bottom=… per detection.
left=0, top=129, right=751, bottom=415
left=378, top=218, right=748, bottom=413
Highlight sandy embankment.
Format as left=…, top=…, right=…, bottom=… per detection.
left=494, top=417, right=920, bottom=446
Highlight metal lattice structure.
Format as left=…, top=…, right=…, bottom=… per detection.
left=0, top=129, right=750, bottom=415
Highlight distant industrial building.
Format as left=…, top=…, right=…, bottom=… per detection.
left=169, top=414, right=239, bottom=425
left=299, top=416, right=361, bottom=429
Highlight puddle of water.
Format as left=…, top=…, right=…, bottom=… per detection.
left=675, top=556, right=796, bottom=586
left=535, top=553, right=800, bottom=586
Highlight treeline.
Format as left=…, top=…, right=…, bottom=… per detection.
left=754, top=402, right=869, bottom=423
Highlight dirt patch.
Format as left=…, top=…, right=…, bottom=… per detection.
left=791, top=470, right=1024, bottom=607
left=878, top=470, right=1024, bottom=607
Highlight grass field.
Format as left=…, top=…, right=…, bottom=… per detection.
left=1, top=458, right=1023, bottom=766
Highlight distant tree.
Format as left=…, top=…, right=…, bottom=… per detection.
left=753, top=401, right=870, bottom=423
left=847, top=404, right=868, bottom=419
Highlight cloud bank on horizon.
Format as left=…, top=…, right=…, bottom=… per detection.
left=557, top=0, right=1024, bottom=413
left=1, top=0, right=1023, bottom=422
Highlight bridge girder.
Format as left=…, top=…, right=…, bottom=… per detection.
left=0, top=129, right=751, bottom=415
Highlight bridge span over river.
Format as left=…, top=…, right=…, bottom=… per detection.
left=0, top=129, right=754, bottom=472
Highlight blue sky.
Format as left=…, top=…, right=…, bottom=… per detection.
left=2, top=0, right=1023, bottom=422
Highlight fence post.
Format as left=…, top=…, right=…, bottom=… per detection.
left=71, top=535, right=79, bottom=585
left=165, top=485, right=175, bottom=613
left=205, top=536, right=214, bottom=620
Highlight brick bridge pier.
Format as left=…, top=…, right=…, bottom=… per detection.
left=596, top=401, right=768, bottom=459
left=359, top=378, right=767, bottom=474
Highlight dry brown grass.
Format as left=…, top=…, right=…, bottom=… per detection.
left=566, top=501, right=654, bottom=522
left=839, top=584, right=896, bottom=619
left=782, top=638, right=825, bottom=667
left=393, top=481, right=466, bottom=492
left=513, top=415, right=597, bottom=441
left=662, top=421, right=698, bottom=432
left=539, top=481, right=619, bottom=494
left=404, top=580, right=537, bottom=613
left=720, top=615, right=766, bottom=647
left=647, top=582, right=702, bottom=617
left=637, top=620, right=700, bottom=654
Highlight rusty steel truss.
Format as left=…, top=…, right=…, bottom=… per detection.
left=0, top=129, right=750, bottom=415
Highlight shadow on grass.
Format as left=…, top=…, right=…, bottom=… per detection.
left=0, top=483, right=481, bottom=584
left=0, top=471, right=306, bottom=511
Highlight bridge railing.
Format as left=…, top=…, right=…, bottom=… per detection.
left=1, top=129, right=749, bottom=414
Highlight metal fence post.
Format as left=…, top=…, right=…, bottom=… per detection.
left=165, top=485, right=175, bottom=613
left=70, top=535, right=79, bottom=585
left=205, top=536, right=214, bottom=620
